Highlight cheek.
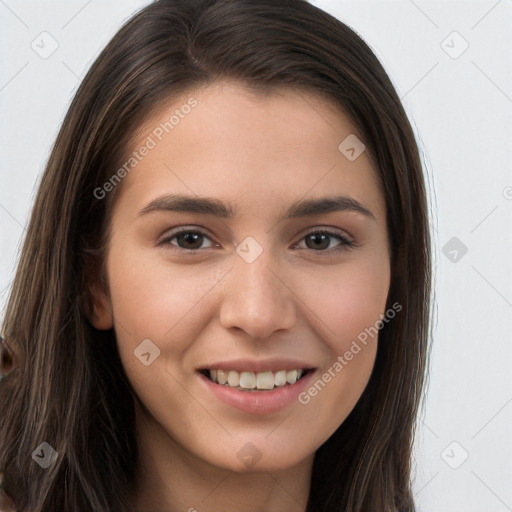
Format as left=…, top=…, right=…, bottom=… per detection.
left=293, top=255, right=390, bottom=424
left=106, top=247, right=223, bottom=343
left=302, top=254, right=390, bottom=349
left=104, top=245, right=231, bottom=407
left=105, top=249, right=221, bottom=417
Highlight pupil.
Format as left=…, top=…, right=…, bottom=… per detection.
left=307, top=233, right=329, bottom=250
left=179, top=233, right=202, bottom=249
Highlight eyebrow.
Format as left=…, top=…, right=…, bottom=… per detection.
left=138, top=194, right=376, bottom=222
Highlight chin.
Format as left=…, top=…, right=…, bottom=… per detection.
left=202, top=442, right=312, bottom=474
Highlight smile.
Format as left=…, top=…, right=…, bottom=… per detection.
left=200, top=368, right=309, bottom=391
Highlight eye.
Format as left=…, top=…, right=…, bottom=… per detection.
left=293, top=229, right=356, bottom=253
left=158, top=227, right=215, bottom=252
left=158, top=227, right=357, bottom=254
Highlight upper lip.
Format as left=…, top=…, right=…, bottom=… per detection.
left=197, top=358, right=316, bottom=373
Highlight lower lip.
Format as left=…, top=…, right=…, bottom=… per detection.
left=197, top=370, right=315, bottom=415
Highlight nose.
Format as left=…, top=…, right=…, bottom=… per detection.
left=218, top=246, right=297, bottom=339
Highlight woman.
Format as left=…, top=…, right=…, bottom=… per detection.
left=0, top=0, right=432, bottom=510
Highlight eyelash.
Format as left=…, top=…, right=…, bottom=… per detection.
left=158, top=227, right=357, bottom=255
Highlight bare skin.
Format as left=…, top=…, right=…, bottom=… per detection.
left=90, top=81, right=391, bottom=512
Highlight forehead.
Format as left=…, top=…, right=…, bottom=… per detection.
left=115, top=80, right=386, bottom=224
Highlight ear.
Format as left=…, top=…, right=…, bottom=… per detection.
left=89, top=282, right=114, bottom=330
left=81, top=252, right=113, bottom=330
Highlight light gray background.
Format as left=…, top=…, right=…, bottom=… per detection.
left=1, top=1, right=511, bottom=511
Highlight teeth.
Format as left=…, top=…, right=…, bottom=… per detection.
left=239, top=371, right=256, bottom=389
left=207, top=368, right=305, bottom=390
left=274, top=370, right=287, bottom=387
left=227, top=370, right=239, bottom=387
left=217, top=369, right=228, bottom=385
left=256, top=371, right=274, bottom=390
left=286, top=369, right=298, bottom=384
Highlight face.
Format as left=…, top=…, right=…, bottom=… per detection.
left=91, top=81, right=390, bottom=474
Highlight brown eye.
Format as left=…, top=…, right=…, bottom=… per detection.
left=305, top=233, right=332, bottom=251
left=297, top=229, right=356, bottom=253
left=174, top=232, right=205, bottom=250
left=159, top=227, right=215, bottom=252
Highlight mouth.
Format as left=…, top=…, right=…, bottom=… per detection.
left=197, top=367, right=314, bottom=392
left=196, top=362, right=318, bottom=414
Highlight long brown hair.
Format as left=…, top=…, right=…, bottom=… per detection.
left=0, top=0, right=432, bottom=510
